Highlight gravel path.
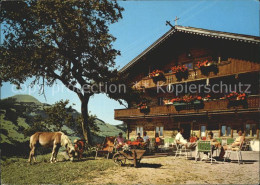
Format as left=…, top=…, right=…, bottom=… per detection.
left=75, top=151, right=259, bottom=184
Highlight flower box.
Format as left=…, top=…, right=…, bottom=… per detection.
left=227, top=100, right=248, bottom=109
left=197, top=60, right=218, bottom=76
left=140, top=107, right=150, bottom=114
left=226, top=92, right=248, bottom=109
left=137, top=103, right=150, bottom=114
left=193, top=100, right=205, bottom=109
left=173, top=102, right=188, bottom=111
left=149, top=70, right=166, bottom=84
left=172, top=97, right=204, bottom=111
left=171, top=65, right=189, bottom=81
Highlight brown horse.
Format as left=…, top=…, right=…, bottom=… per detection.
left=28, top=132, right=75, bottom=163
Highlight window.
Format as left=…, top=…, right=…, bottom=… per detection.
left=136, top=126, right=143, bottom=136
left=245, top=123, right=257, bottom=137
left=156, top=126, right=163, bottom=137
left=221, top=125, right=231, bottom=136
left=200, top=125, right=206, bottom=137
left=185, top=62, right=193, bottom=70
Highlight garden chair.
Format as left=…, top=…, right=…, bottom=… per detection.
left=162, top=138, right=170, bottom=151
left=157, top=138, right=165, bottom=152
left=224, top=140, right=244, bottom=164
left=149, top=138, right=155, bottom=151
left=241, top=140, right=250, bottom=151
left=227, top=138, right=235, bottom=145
left=195, top=140, right=216, bottom=164
left=168, top=138, right=175, bottom=148
left=95, top=136, right=115, bottom=159
left=174, top=140, right=192, bottom=159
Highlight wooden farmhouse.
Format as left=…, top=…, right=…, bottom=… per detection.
left=114, top=25, right=260, bottom=142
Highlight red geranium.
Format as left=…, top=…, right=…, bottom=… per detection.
left=149, top=70, right=164, bottom=77
left=137, top=102, right=148, bottom=109
left=196, top=60, right=213, bottom=68
left=226, top=92, right=247, bottom=100
left=171, top=65, right=188, bottom=74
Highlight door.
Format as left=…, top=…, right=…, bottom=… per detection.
left=180, top=123, right=191, bottom=139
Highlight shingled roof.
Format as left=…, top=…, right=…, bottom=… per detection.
left=120, top=25, right=260, bottom=73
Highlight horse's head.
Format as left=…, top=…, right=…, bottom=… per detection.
left=60, top=132, right=75, bottom=161
left=66, top=145, right=75, bottom=161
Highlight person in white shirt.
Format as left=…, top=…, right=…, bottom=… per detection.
left=175, top=128, right=196, bottom=149
left=143, top=131, right=150, bottom=143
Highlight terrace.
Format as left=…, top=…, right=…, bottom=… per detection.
left=115, top=95, right=259, bottom=120
left=133, top=59, right=260, bottom=89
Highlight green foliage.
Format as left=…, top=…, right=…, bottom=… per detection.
left=44, top=99, right=75, bottom=131
left=76, top=113, right=100, bottom=134
left=0, top=0, right=125, bottom=144
left=23, top=115, right=49, bottom=137
left=0, top=0, right=123, bottom=91
left=0, top=95, right=126, bottom=157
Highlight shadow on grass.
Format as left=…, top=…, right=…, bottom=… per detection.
left=122, top=163, right=162, bottom=168
left=72, top=158, right=96, bottom=162
left=229, top=160, right=258, bottom=164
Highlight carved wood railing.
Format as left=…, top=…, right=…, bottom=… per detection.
left=114, top=95, right=259, bottom=120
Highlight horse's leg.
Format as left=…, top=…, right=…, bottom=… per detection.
left=50, top=145, right=57, bottom=163
left=54, top=145, right=60, bottom=162
left=28, top=145, right=36, bottom=163
left=28, top=148, right=32, bottom=163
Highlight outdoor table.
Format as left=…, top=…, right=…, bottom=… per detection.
left=126, top=141, right=146, bottom=147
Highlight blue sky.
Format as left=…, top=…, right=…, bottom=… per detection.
left=1, top=0, right=259, bottom=125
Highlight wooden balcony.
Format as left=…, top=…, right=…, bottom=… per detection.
left=134, top=59, right=260, bottom=89
left=114, top=95, right=259, bottom=120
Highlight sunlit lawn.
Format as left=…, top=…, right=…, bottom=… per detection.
left=1, top=154, right=115, bottom=184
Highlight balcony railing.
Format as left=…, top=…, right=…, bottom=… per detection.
left=114, top=95, right=259, bottom=120
left=134, top=59, right=260, bottom=89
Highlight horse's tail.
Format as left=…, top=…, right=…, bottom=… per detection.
left=29, top=134, right=34, bottom=149
left=29, top=132, right=39, bottom=149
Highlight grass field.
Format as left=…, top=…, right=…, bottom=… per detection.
left=1, top=154, right=115, bottom=184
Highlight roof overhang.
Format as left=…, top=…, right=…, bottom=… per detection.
left=120, top=25, right=260, bottom=73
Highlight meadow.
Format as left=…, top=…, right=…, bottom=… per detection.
left=1, top=154, right=115, bottom=184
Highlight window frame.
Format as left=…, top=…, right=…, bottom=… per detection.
left=199, top=124, right=207, bottom=138
left=220, top=124, right=232, bottom=137
left=245, top=123, right=258, bottom=138
left=155, top=126, right=164, bottom=137
left=136, top=126, right=143, bottom=137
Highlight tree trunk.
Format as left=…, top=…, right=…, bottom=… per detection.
left=80, top=95, right=93, bottom=145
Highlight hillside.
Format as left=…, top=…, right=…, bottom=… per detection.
left=0, top=94, right=125, bottom=156
left=11, top=94, right=42, bottom=105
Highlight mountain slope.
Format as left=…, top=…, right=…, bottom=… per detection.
left=0, top=94, right=125, bottom=155
left=11, top=94, right=42, bottom=105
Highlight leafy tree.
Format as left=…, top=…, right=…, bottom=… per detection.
left=0, top=0, right=124, bottom=145
left=44, top=99, right=75, bottom=131
left=23, top=115, right=49, bottom=137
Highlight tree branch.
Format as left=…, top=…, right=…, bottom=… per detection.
left=52, top=71, right=84, bottom=100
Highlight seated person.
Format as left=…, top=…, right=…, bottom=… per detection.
left=136, top=133, right=144, bottom=142
left=207, top=131, right=220, bottom=146
left=175, top=128, right=196, bottom=149
left=74, top=139, right=85, bottom=160
left=219, top=130, right=245, bottom=159
left=206, top=131, right=220, bottom=154
left=143, top=131, right=150, bottom=145
left=116, top=132, right=125, bottom=149
left=155, top=133, right=160, bottom=152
